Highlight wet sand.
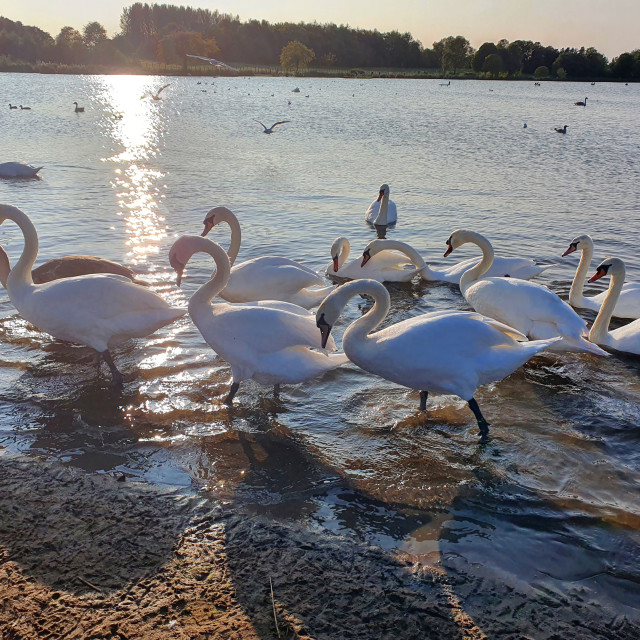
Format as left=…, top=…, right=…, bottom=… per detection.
left=1, top=453, right=638, bottom=640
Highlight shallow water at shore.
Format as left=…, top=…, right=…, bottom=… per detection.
left=1, top=74, right=640, bottom=634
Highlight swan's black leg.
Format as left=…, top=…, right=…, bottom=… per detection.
left=101, top=350, right=124, bottom=387
left=419, top=390, right=428, bottom=412
left=468, top=397, right=490, bottom=442
left=374, top=224, right=387, bottom=239
left=224, top=382, right=240, bottom=405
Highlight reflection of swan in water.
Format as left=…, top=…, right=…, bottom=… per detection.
left=0, top=203, right=185, bottom=385
left=316, top=278, right=560, bottom=441
left=0, top=162, right=42, bottom=178
left=587, top=257, right=640, bottom=355
left=170, top=235, right=347, bottom=404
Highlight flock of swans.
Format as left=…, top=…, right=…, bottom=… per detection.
left=1, top=185, right=639, bottom=442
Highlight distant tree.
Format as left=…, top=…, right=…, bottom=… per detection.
left=556, top=67, right=567, bottom=79
left=472, top=42, right=497, bottom=72
left=434, top=35, right=473, bottom=74
left=55, top=26, right=85, bottom=64
left=158, top=31, right=219, bottom=66
left=534, top=65, right=549, bottom=79
left=610, top=51, right=640, bottom=78
left=280, top=40, right=315, bottom=73
left=83, top=22, right=107, bottom=48
left=483, top=53, right=503, bottom=78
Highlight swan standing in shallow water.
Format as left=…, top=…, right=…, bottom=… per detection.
left=326, top=237, right=424, bottom=282
left=587, top=258, right=640, bottom=355
left=316, top=279, right=561, bottom=441
left=562, top=234, right=640, bottom=319
left=0, top=162, right=42, bottom=178
left=364, top=184, right=397, bottom=238
left=193, top=206, right=334, bottom=308
left=0, top=204, right=185, bottom=385
left=170, top=235, right=347, bottom=404
left=362, top=238, right=548, bottom=284
left=445, top=229, right=607, bottom=355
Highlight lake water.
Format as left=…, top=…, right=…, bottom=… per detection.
left=1, top=74, right=640, bottom=633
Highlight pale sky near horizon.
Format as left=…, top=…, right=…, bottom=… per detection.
left=1, top=0, right=638, bottom=60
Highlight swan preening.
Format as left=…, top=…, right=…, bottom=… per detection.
left=362, top=238, right=548, bottom=284
left=0, top=204, right=185, bottom=385
left=0, top=162, right=42, bottom=178
left=196, top=206, right=334, bottom=308
left=563, top=234, right=640, bottom=319
left=316, top=279, right=561, bottom=441
left=170, top=235, right=347, bottom=403
left=587, top=258, right=640, bottom=355
left=445, top=229, right=607, bottom=355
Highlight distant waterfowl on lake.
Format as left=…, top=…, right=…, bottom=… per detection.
left=444, top=229, right=607, bottom=355
left=587, top=258, right=640, bottom=355
left=254, top=119, right=290, bottom=134
left=73, top=101, right=84, bottom=112
left=315, top=279, right=561, bottom=442
left=170, top=235, right=347, bottom=405
left=555, top=125, right=568, bottom=134
left=439, top=80, right=450, bottom=86
left=19, top=105, right=31, bottom=110
left=574, top=97, right=588, bottom=106
left=8, top=104, right=17, bottom=109
left=563, top=234, right=640, bottom=319
left=0, top=204, right=185, bottom=386
left=0, top=162, right=42, bottom=178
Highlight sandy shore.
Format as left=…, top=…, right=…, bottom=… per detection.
left=0, top=454, right=638, bottom=639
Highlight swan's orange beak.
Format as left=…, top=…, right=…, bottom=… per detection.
left=588, top=268, right=605, bottom=283
left=317, top=313, right=332, bottom=349
left=332, top=256, right=339, bottom=272
left=361, top=250, right=371, bottom=267
left=201, top=219, right=214, bottom=237
left=562, top=243, right=577, bottom=257
left=376, top=191, right=384, bottom=202
left=444, top=242, right=453, bottom=257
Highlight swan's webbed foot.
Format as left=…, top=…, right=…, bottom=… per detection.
left=224, top=382, right=240, bottom=405
left=419, top=390, right=428, bottom=412
left=101, top=350, right=124, bottom=388
left=468, top=397, right=490, bottom=442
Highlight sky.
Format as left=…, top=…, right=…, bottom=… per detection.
left=1, top=0, right=638, bottom=60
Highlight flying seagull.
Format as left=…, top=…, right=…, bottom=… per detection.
left=255, top=119, right=290, bottom=134
left=186, top=54, right=237, bottom=71
left=141, top=84, right=171, bottom=101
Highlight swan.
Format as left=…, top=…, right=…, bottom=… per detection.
left=364, top=184, right=397, bottom=225
left=555, top=125, right=568, bottom=134
left=170, top=235, right=347, bottom=404
left=73, top=102, right=84, bottom=112
left=255, top=119, right=290, bottom=134
left=444, top=229, right=607, bottom=355
left=574, top=97, right=587, bottom=106
left=0, top=245, right=141, bottom=287
left=326, top=237, right=424, bottom=282
left=362, top=239, right=549, bottom=284
left=0, top=204, right=185, bottom=385
left=562, top=234, right=640, bottom=319
left=587, top=258, right=640, bottom=355
left=315, top=279, right=561, bottom=441
left=195, top=206, right=334, bottom=308
left=0, top=162, right=42, bottom=178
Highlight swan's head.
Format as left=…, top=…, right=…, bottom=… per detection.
left=376, top=183, right=390, bottom=202
left=330, top=237, right=348, bottom=272
left=361, top=239, right=388, bottom=267
left=316, top=293, right=344, bottom=348
left=562, top=234, right=593, bottom=257
left=444, top=229, right=467, bottom=257
left=0, top=245, right=10, bottom=289
left=588, top=257, right=624, bottom=283
left=201, top=206, right=234, bottom=237
left=169, top=235, right=200, bottom=286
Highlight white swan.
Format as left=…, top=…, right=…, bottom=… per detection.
left=0, top=245, right=141, bottom=287
left=326, top=237, right=424, bottom=282
left=170, top=235, right=348, bottom=404
left=362, top=239, right=549, bottom=284
left=587, top=258, right=640, bottom=355
left=315, top=279, right=561, bottom=441
left=195, top=206, right=334, bottom=308
left=364, top=184, right=397, bottom=225
left=0, top=204, right=185, bottom=385
left=563, top=234, right=640, bottom=319
left=445, top=229, right=607, bottom=355
left=0, top=162, right=42, bottom=178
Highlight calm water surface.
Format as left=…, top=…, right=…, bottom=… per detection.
left=1, top=74, right=640, bottom=625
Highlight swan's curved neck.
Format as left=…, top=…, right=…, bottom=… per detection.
left=338, top=280, right=390, bottom=346
left=216, top=211, right=242, bottom=266
left=375, top=193, right=389, bottom=225
left=338, top=238, right=350, bottom=268
left=458, top=232, right=494, bottom=293
left=377, top=240, right=426, bottom=270
left=569, top=241, right=594, bottom=306
left=1, top=205, right=37, bottom=289
left=589, top=270, right=624, bottom=344
left=188, top=238, right=232, bottom=311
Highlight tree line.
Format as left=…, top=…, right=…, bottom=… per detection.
left=0, top=4, right=638, bottom=79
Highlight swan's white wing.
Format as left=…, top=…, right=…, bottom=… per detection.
left=0, top=162, right=42, bottom=178
left=590, top=282, right=640, bottom=319
left=334, top=250, right=417, bottom=281
left=186, top=54, right=237, bottom=70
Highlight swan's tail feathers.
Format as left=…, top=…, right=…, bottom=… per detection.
left=522, top=336, right=563, bottom=356
left=295, top=285, right=337, bottom=309
left=574, top=337, right=609, bottom=356
left=32, top=167, right=43, bottom=176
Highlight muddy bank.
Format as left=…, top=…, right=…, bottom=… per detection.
left=0, top=454, right=637, bottom=639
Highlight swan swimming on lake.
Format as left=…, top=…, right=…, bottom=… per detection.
left=0, top=162, right=42, bottom=178
left=574, top=97, right=587, bottom=106
left=170, top=235, right=347, bottom=404
left=316, top=279, right=561, bottom=441
left=0, top=203, right=185, bottom=385
left=73, top=102, right=84, bottom=112
left=364, top=184, right=397, bottom=239
left=555, top=125, right=568, bottom=134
